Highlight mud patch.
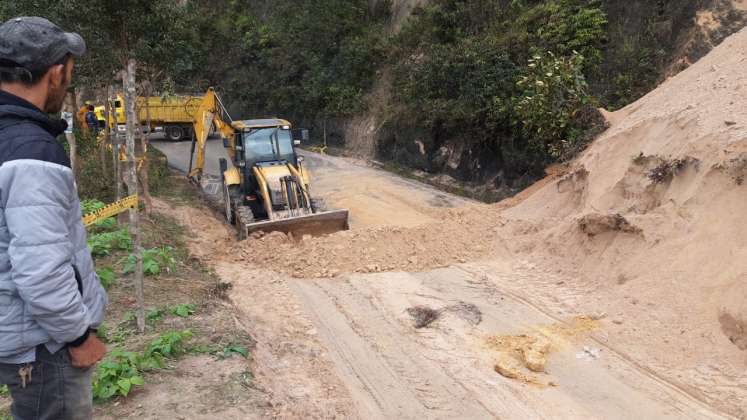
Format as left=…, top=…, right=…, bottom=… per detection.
left=406, top=302, right=483, bottom=329
left=577, top=213, right=642, bottom=236
left=719, top=311, right=747, bottom=350
left=407, top=306, right=441, bottom=328
left=486, top=316, right=601, bottom=385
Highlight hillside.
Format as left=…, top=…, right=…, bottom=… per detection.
left=340, top=0, right=747, bottom=202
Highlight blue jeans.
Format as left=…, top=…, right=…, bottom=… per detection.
left=0, top=345, right=92, bottom=420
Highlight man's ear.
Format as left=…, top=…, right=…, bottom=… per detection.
left=47, top=63, right=67, bottom=88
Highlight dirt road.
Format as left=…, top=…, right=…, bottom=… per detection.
left=152, top=145, right=732, bottom=419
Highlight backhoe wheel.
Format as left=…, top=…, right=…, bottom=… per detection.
left=235, top=206, right=255, bottom=241
left=310, top=198, right=327, bottom=213
left=166, top=125, right=184, bottom=141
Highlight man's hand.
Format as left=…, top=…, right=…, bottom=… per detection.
left=68, top=334, right=107, bottom=368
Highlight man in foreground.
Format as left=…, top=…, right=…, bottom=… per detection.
left=0, top=17, right=108, bottom=419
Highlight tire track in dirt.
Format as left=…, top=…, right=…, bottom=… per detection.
left=289, top=268, right=727, bottom=419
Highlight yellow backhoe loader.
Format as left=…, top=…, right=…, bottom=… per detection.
left=187, top=88, right=349, bottom=239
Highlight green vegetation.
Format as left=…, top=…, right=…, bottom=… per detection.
left=93, top=350, right=145, bottom=401
left=220, top=344, right=249, bottom=360
left=122, top=246, right=176, bottom=276
left=96, top=267, right=116, bottom=290
left=93, top=330, right=193, bottom=402
left=170, top=304, right=196, bottom=318
left=88, top=229, right=132, bottom=258
left=385, top=0, right=609, bottom=182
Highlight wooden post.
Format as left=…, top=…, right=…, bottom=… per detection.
left=124, top=59, right=146, bottom=333
left=101, top=87, right=110, bottom=170
left=139, top=82, right=153, bottom=215
left=111, top=85, right=122, bottom=202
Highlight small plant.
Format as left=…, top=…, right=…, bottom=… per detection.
left=221, top=344, right=249, bottom=359
left=92, top=350, right=145, bottom=402
left=121, top=311, right=136, bottom=323
left=96, top=267, right=116, bottom=290
left=647, top=157, right=699, bottom=183
left=95, top=324, right=109, bottom=343
left=170, top=304, right=196, bottom=318
left=123, top=246, right=176, bottom=276
left=146, top=307, right=166, bottom=323
left=144, top=330, right=193, bottom=361
left=0, top=384, right=8, bottom=396
left=88, top=229, right=132, bottom=257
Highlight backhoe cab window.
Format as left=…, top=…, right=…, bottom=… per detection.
left=244, top=127, right=295, bottom=165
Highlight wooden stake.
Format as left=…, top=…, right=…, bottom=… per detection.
left=124, top=59, right=146, bottom=333
left=111, top=84, right=122, bottom=202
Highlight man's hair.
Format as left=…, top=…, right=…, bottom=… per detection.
left=0, top=53, right=71, bottom=86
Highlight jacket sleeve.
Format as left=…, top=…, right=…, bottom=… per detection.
left=2, top=157, right=90, bottom=344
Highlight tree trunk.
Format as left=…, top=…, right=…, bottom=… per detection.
left=124, top=59, right=146, bottom=334
left=139, top=82, right=153, bottom=215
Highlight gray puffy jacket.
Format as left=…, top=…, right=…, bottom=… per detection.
left=0, top=96, right=107, bottom=358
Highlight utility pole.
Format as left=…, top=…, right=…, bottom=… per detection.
left=124, top=59, right=146, bottom=333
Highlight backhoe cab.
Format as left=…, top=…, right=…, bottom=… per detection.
left=220, top=119, right=348, bottom=239
left=186, top=88, right=348, bottom=239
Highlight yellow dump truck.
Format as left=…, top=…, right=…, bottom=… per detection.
left=95, top=94, right=203, bottom=141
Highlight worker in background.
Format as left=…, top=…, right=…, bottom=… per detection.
left=77, top=101, right=89, bottom=131
left=85, top=104, right=99, bottom=136
left=0, top=17, right=108, bottom=419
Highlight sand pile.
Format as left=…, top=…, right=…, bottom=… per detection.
left=234, top=204, right=503, bottom=278
left=500, top=27, right=747, bottom=415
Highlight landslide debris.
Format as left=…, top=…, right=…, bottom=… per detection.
left=577, top=213, right=642, bottom=236
left=487, top=316, right=601, bottom=385
left=234, top=205, right=502, bottom=278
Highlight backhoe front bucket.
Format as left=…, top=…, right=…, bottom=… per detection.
left=244, top=209, right=350, bottom=238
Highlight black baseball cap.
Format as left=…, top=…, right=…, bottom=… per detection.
left=0, top=17, right=86, bottom=75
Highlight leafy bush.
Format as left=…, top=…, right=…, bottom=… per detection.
left=514, top=50, right=594, bottom=160
left=88, top=229, right=132, bottom=258
left=122, top=246, right=176, bottom=276
left=0, top=384, right=7, bottom=396
left=92, top=350, right=145, bottom=402
left=96, top=267, right=116, bottom=290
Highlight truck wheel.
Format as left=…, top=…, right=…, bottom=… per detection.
left=166, top=125, right=184, bottom=141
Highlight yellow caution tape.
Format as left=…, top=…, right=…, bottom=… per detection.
left=82, top=194, right=139, bottom=226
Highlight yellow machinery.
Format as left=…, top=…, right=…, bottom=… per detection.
left=187, top=88, right=349, bottom=239
left=95, top=94, right=203, bottom=141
